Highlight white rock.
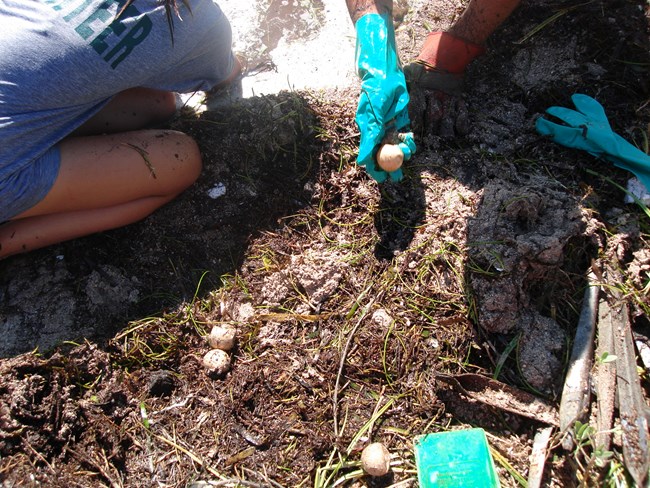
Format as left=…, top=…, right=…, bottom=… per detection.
left=371, top=309, right=393, bottom=328
left=207, top=183, right=227, bottom=199
left=624, top=177, right=650, bottom=205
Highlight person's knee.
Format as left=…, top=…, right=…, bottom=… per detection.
left=184, top=134, right=203, bottom=184
left=119, top=88, right=177, bottom=126
left=150, top=90, right=178, bottom=125
left=164, top=131, right=203, bottom=190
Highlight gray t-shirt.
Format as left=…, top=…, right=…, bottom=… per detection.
left=0, top=0, right=234, bottom=221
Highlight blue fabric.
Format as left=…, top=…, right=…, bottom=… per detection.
left=0, top=0, right=234, bottom=219
left=0, top=146, right=60, bottom=223
left=536, top=94, right=650, bottom=191
left=354, top=13, right=415, bottom=183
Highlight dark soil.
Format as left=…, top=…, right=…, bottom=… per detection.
left=1, top=1, right=649, bottom=487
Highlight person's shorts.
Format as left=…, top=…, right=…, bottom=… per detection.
left=0, top=146, right=60, bottom=223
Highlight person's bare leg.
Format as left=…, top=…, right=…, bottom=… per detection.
left=72, top=88, right=177, bottom=136
left=0, top=129, right=201, bottom=258
left=448, top=0, right=521, bottom=45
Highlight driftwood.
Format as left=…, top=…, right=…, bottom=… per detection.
left=603, top=264, right=649, bottom=487
left=593, top=296, right=616, bottom=452
left=527, top=426, right=554, bottom=488
left=558, top=271, right=599, bottom=450
left=436, top=373, right=559, bottom=426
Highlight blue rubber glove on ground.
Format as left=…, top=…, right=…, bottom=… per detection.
left=354, top=13, right=415, bottom=183
left=536, top=94, right=650, bottom=191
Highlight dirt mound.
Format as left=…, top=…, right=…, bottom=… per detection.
left=1, top=1, right=649, bottom=487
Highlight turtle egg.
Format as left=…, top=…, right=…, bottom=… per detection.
left=361, top=442, right=391, bottom=477
left=208, top=324, right=236, bottom=351
left=376, top=144, right=404, bottom=172
left=202, top=349, right=230, bottom=376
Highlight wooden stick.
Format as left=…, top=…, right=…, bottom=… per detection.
left=527, top=426, right=554, bottom=488
left=602, top=262, right=649, bottom=487
left=593, top=296, right=616, bottom=452
left=559, top=271, right=598, bottom=450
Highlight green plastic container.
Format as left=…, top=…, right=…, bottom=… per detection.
left=414, top=428, right=500, bottom=488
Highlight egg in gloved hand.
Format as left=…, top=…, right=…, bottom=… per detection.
left=376, top=143, right=404, bottom=172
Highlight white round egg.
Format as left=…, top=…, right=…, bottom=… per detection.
left=361, top=442, right=391, bottom=477
left=376, top=144, right=404, bottom=172
left=202, top=349, right=230, bottom=376
left=208, top=324, right=236, bottom=351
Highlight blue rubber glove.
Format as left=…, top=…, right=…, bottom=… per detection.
left=398, top=132, right=417, bottom=160
left=354, top=13, right=415, bottom=183
left=536, top=94, right=650, bottom=191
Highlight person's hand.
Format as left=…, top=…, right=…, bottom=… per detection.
left=404, top=68, right=468, bottom=138
left=403, top=31, right=485, bottom=139
left=354, top=13, right=415, bottom=183
left=536, top=94, right=650, bottom=191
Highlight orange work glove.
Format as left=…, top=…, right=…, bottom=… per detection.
left=403, top=31, right=485, bottom=138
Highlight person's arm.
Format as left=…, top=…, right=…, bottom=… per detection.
left=345, top=0, right=392, bottom=24
left=449, top=0, right=521, bottom=45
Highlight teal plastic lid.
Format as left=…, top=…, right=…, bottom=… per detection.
left=414, top=428, right=500, bottom=488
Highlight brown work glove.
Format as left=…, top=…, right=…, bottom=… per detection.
left=403, top=31, right=485, bottom=138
